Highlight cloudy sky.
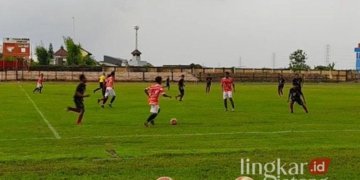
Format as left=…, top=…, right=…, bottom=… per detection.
left=1, top=0, right=360, bottom=69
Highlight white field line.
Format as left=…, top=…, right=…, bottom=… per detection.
left=1, top=129, right=360, bottom=142
left=19, top=85, right=61, bottom=139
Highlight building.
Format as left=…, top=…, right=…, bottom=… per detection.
left=2, top=38, right=30, bottom=61
left=128, top=49, right=149, bottom=66
left=355, top=43, right=360, bottom=71
left=53, top=46, right=67, bottom=65
left=99, top=55, right=128, bottom=66
left=0, top=44, right=2, bottom=59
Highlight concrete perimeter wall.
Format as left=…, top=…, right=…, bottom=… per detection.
left=0, top=66, right=359, bottom=82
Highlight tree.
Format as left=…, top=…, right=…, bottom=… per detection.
left=328, top=62, right=335, bottom=70
left=289, top=49, right=310, bottom=71
left=64, top=37, right=82, bottom=65
left=48, top=43, right=54, bottom=60
left=82, top=55, right=97, bottom=66
left=35, top=46, right=50, bottom=65
left=314, top=62, right=336, bottom=71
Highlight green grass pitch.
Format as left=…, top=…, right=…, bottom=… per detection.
left=0, top=81, right=359, bottom=179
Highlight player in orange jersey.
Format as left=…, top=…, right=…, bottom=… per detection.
left=144, top=76, right=171, bottom=127
left=98, top=71, right=116, bottom=108
left=221, top=72, right=235, bottom=111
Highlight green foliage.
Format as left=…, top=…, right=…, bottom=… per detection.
left=289, top=49, right=310, bottom=71
left=29, top=65, right=102, bottom=71
left=82, top=55, right=98, bottom=66
left=63, top=37, right=97, bottom=66
left=48, top=43, right=54, bottom=60
left=190, top=63, right=202, bottom=68
left=314, top=62, right=336, bottom=71
left=64, top=37, right=82, bottom=65
left=35, top=46, right=50, bottom=65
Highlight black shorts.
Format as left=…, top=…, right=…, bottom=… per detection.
left=291, top=98, right=303, bottom=106
left=99, top=82, right=104, bottom=88
left=74, top=98, right=84, bottom=110
left=206, top=83, right=211, bottom=87
left=278, top=84, right=284, bottom=89
left=179, top=88, right=185, bottom=95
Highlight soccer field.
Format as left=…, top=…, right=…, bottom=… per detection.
left=0, top=81, right=359, bottom=179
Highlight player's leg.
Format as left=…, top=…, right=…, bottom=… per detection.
left=298, top=99, right=308, bottom=113
left=39, top=86, right=43, bottom=93
left=100, top=89, right=110, bottom=107
left=67, top=99, right=82, bottom=113
left=77, top=108, right=85, bottom=125
left=109, top=96, right=116, bottom=107
left=179, top=89, right=184, bottom=101
left=229, top=98, right=235, bottom=111
left=109, top=90, right=116, bottom=107
left=94, top=83, right=102, bottom=93
left=278, top=86, right=281, bottom=96
left=175, top=88, right=180, bottom=100
left=223, top=92, right=228, bottom=111
left=150, top=108, right=160, bottom=125
left=145, top=105, right=159, bottom=127
left=302, top=104, right=308, bottom=113
left=227, top=91, right=234, bottom=111
left=289, top=101, right=294, bottom=113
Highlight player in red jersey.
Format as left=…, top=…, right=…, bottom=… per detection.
left=33, top=73, right=44, bottom=93
left=98, top=71, right=116, bottom=108
left=221, top=72, right=235, bottom=111
left=144, top=76, right=171, bottom=127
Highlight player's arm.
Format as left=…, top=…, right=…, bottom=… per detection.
left=76, top=91, right=89, bottom=98
left=144, top=88, right=149, bottom=97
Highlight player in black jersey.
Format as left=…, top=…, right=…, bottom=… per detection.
left=67, top=74, right=90, bottom=125
left=292, top=73, right=303, bottom=90
left=175, top=75, right=185, bottom=101
left=288, top=85, right=308, bottom=113
left=278, top=74, right=285, bottom=96
left=205, top=74, right=212, bottom=93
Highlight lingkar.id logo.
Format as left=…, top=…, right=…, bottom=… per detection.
left=240, top=157, right=331, bottom=180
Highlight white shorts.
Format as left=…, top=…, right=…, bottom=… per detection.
left=105, top=87, right=116, bottom=97
left=223, top=91, right=233, bottom=99
left=150, top=105, right=160, bottom=114
left=36, top=83, right=42, bottom=88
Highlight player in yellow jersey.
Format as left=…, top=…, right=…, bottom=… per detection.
left=93, top=72, right=106, bottom=96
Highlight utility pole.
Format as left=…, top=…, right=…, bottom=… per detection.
left=272, top=52, right=276, bottom=69
left=72, top=17, right=76, bottom=41
left=325, top=44, right=330, bottom=65
left=238, top=56, right=242, bottom=68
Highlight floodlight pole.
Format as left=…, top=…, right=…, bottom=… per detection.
left=72, top=17, right=76, bottom=41
left=134, top=26, right=139, bottom=49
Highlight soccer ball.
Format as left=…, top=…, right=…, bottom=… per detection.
left=156, top=177, right=173, bottom=180
left=235, top=176, right=254, bottom=180
left=170, top=118, right=177, bottom=125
